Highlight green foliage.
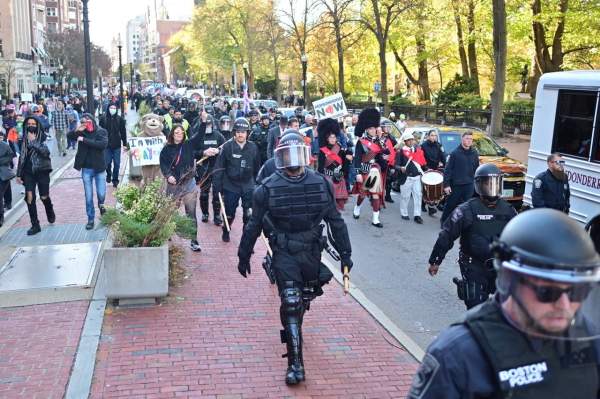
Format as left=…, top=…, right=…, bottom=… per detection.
left=450, top=93, right=487, bottom=110
left=390, top=94, right=413, bottom=106
left=255, top=78, right=277, bottom=97
left=102, top=180, right=195, bottom=247
left=137, top=101, right=151, bottom=117
left=503, top=100, right=534, bottom=114
left=435, top=74, right=479, bottom=107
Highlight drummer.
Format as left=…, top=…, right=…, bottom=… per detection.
left=395, top=131, right=427, bottom=224
left=421, top=129, right=446, bottom=216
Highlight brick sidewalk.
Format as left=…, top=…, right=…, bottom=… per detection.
left=91, top=212, right=419, bottom=398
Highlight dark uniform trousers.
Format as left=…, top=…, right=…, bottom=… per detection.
left=199, top=174, right=221, bottom=216
left=223, top=189, right=253, bottom=225
left=441, top=182, right=474, bottom=224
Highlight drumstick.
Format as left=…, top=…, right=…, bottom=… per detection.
left=343, top=266, right=350, bottom=295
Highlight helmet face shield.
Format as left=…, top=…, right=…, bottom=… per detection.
left=274, top=142, right=311, bottom=169
left=475, top=175, right=503, bottom=199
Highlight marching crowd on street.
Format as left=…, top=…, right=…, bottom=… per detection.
left=0, top=88, right=599, bottom=397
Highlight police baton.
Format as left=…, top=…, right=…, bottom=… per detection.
left=218, top=192, right=230, bottom=232
left=343, top=266, right=350, bottom=295
left=260, top=232, right=273, bottom=257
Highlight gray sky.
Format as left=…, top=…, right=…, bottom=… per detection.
left=89, top=0, right=194, bottom=52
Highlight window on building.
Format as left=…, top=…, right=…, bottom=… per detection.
left=552, top=90, right=598, bottom=159
left=47, top=7, right=57, bottom=16
left=48, top=22, right=57, bottom=33
left=0, top=39, right=3, bottom=58
left=69, top=0, right=78, bottom=7
left=17, top=79, right=24, bottom=94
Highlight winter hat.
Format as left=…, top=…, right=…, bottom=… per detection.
left=355, top=108, right=380, bottom=137
left=317, top=118, right=340, bottom=147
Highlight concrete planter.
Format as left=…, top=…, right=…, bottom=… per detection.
left=103, top=245, right=168, bottom=300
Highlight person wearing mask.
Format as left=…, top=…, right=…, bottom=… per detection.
left=16, top=116, right=55, bottom=235
left=0, top=130, right=16, bottom=226
left=99, top=104, right=128, bottom=188
left=195, top=116, right=225, bottom=225
left=267, top=116, right=288, bottom=158
left=50, top=100, right=70, bottom=156
left=440, top=131, right=480, bottom=225
left=67, top=114, right=109, bottom=230
left=249, top=114, right=271, bottom=166
left=412, top=209, right=600, bottom=398
left=65, top=105, right=79, bottom=150
left=159, top=112, right=208, bottom=252
left=184, top=101, right=199, bottom=126
left=531, top=153, right=570, bottom=213
left=213, top=117, right=260, bottom=243
left=30, top=105, right=51, bottom=136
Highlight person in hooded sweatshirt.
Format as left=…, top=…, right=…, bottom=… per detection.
left=99, top=104, right=128, bottom=188
left=159, top=110, right=208, bottom=252
left=16, top=115, right=55, bottom=235
left=68, top=113, right=109, bottom=230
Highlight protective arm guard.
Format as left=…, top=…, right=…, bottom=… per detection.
left=429, top=204, right=473, bottom=265
left=237, top=185, right=267, bottom=263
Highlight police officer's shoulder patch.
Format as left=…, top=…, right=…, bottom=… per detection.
left=534, top=178, right=542, bottom=189
left=407, top=353, right=440, bottom=399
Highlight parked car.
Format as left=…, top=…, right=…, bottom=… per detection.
left=418, top=127, right=527, bottom=208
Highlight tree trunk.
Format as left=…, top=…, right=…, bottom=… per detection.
left=467, top=0, right=480, bottom=95
left=452, top=0, right=469, bottom=79
left=335, top=24, right=345, bottom=96
left=273, top=54, right=281, bottom=103
left=416, top=16, right=431, bottom=103
left=490, top=0, right=507, bottom=138
left=379, top=42, right=388, bottom=115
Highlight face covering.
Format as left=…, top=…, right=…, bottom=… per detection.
left=85, top=121, right=94, bottom=132
left=109, top=108, right=117, bottom=115
left=173, top=117, right=182, bottom=123
left=27, top=125, right=37, bottom=134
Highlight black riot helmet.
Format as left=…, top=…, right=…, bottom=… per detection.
left=233, top=117, right=250, bottom=133
left=585, top=214, right=600, bottom=254
left=474, top=163, right=503, bottom=202
left=492, top=209, right=600, bottom=341
left=274, top=130, right=311, bottom=170
left=219, top=115, right=231, bottom=132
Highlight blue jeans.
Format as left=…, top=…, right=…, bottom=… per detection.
left=82, top=168, right=107, bottom=222
left=104, top=148, right=121, bottom=183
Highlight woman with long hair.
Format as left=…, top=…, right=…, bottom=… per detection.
left=159, top=111, right=207, bottom=252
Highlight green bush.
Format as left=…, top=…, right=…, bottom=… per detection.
left=435, top=74, right=479, bottom=107
left=102, top=180, right=196, bottom=247
left=390, top=94, right=413, bottom=106
left=138, top=101, right=151, bottom=117
left=503, top=100, right=534, bottom=114
left=451, top=93, right=487, bottom=110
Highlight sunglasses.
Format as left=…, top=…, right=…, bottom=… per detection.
left=553, top=160, right=566, bottom=165
left=520, top=278, right=592, bottom=303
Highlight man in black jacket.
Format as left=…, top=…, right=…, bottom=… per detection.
left=267, top=116, right=288, bottom=158
left=100, top=104, right=128, bottom=187
left=531, top=153, right=570, bottom=213
left=440, top=131, right=479, bottom=225
left=67, top=113, right=109, bottom=230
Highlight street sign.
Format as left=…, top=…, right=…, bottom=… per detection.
left=21, top=93, right=33, bottom=102
left=374, top=82, right=381, bottom=92
left=313, top=92, right=348, bottom=120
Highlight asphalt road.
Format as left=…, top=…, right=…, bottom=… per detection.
left=333, top=191, right=466, bottom=352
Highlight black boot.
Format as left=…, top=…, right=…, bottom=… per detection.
left=283, top=323, right=305, bottom=385
left=222, top=225, right=230, bottom=242
left=27, top=202, right=41, bottom=235
left=213, top=213, right=223, bottom=226
left=42, top=197, right=56, bottom=224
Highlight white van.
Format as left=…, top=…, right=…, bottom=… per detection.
left=525, top=71, right=600, bottom=223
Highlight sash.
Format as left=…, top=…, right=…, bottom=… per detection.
left=320, top=145, right=343, bottom=166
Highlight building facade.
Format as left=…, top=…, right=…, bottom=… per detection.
left=44, top=0, right=82, bottom=33
left=126, top=15, right=145, bottom=65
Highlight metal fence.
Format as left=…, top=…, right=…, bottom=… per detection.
left=345, top=103, right=534, bottom=135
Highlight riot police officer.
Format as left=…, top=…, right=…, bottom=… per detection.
left=218, top=115, right=233, bottom=141
left=237, top=131, right=353, bottom=385
left=248, top=109, right=260, bottom=131
left=410, top=208, right=600, bottom=399
left=195, top=115, right=226, bottom=225
left=531, top=153, right=570, bottom=213
left=428, top=163, right=517, bottom=309
left=213, top=117, right=260, bottom=242
left=249, top=114, right=270, bottom=166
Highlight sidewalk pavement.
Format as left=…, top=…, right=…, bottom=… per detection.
left=0, top=109, right=420, bottom=398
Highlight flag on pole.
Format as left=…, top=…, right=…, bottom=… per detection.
left=243, top=83, right=250, bottom=115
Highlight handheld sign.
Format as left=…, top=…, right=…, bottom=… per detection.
left=21, top=93, right=33, bottom=102
left=128, top=136, right=166, bottom=167
left=313, top=93, right=348, bottom=120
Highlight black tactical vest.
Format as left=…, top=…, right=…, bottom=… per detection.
left=465, top=300, right=598, bottom=399
left=461, top=198, right=514, bottom=261
left=264, top=169, right=331, bottom=233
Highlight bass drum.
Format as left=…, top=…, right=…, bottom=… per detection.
left=421, top=170, right=444, bottom=204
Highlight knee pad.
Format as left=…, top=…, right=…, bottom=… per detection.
left=280, top=283, right=304, bottom=324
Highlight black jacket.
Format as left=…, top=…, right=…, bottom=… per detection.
left=17, top=115, right=52, bottom=177
left=421, top=140, right=446, bottom=170
left=159, top=122, right=206, bottom=183
left=443, top=145, right=479, bottom=187
left=99, top=113, right=127, bottom=149
left=67, top=114, right=109, bottom=171
left=267, top=126, right=285, bottom=158
left=213, top=140, right=260, bottom=194
left=0, top=141, right=15, bottom=181
left=531, top=169, right=570, bottom=213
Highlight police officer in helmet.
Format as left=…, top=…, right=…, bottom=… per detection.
left=410, top=208, right=600, bottom=398
left=237, top=131, right=353, bottom=385
left=213, top=117, right=260, bottom=242
left=218, top=115, right=233, bottom=141
left=428, top=163, right=517, bottom=309
left=249, top=114, right=271, bottom=166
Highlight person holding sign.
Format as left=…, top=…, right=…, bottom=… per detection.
left=351, top=108, right=386, bottom=228
left=159, top=110, right=208, bottom=253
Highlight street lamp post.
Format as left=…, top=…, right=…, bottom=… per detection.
left=117, top=35, right=125, bottom=116
left=129, top=63, right=134, bottom=95
left=98, top=68, right=103, bottom=116
left=301, top=53, right=308, bottom=108
left=58, top=64, right=63, bottom=96
left=242, top=62, right=249, bottom=93
left=82, top=0, right=94, bottom=114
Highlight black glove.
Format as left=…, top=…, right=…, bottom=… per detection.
left=238, top=259, right=251, bottom=278
left=341, top=256, right=353, bottom=273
